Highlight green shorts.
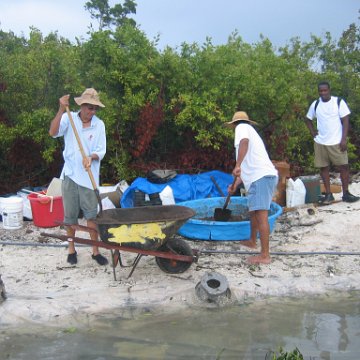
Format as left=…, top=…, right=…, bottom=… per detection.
left=314, top=142, right=348, bottom=168
left=61, top=176, right=98, bottom=224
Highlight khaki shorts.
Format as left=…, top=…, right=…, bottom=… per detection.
left=314, top=142, right=348, bottom=168
left=62, top=176, right=98, bottom=224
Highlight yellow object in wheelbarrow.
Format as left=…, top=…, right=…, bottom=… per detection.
left=108, top=222, right=167, bottom=244
left=95, top=206, right=194, bottom=249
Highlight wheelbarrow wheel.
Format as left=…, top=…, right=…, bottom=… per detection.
left=155, top=238, right=193, bottom=274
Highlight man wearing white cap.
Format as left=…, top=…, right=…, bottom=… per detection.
left=227, top=111, right=278, bottom=265
left=49, top=88, right=108, bottom=266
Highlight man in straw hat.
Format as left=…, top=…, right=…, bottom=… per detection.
left=49, top=88, right=108, bottom=266
left=227, top=111, right=278, bottom=265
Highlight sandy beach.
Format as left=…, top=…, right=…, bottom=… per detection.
left=1, top=181, right=360, bottom=328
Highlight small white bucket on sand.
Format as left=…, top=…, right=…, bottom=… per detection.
left=1, top=197, right=23, bottom=230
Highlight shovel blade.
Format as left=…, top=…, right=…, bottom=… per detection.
left=214, top=207, right=232, bottom=222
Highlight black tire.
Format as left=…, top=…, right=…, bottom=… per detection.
left=155, top=238, right=193, bottom=274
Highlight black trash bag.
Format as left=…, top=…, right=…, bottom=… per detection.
left=147, top=169, right=177, bottom=184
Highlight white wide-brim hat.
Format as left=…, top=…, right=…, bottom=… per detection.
left=226, top=111, right=258, bottom=126
left=74, top=88, right=105, bottom=108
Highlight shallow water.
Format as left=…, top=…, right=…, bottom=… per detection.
left=1, top=291, right=360, bottom=359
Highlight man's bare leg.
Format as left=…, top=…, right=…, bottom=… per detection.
left=240, top=211, right=257, bottom=249
left=66, top=226, right=76, bottom=255
left=338, top=164, right=349, bottom=193
left=66, top=225, right=78, bottom=264
left=87, top=219, right=101, bottom=256
left=247, top=210, right=271, bottom=264
left=320, top=166, right=331, bottom=194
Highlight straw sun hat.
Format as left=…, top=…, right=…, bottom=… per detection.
left=226, top=111, right=258, bottom=126
left=74, top=88, right=105, bottom=108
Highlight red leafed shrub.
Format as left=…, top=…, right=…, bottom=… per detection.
left=131, top=100, right=164, bottom=157
left=174, top=145, right=234, bottom=173
left=170, top=130, right=234, bottom=172
left=0, top=137, right=62, bottom=193
left=130, top=132, right=234, bottom=175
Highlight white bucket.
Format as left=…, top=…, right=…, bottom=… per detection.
left=1, top=197, right=23, bottom=230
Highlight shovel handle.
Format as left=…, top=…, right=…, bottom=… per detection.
left=223, top=177, right=238, bottom=210
left=65, top=106, right=98, bottom=192
left=210, top=176, right=225, bottom=197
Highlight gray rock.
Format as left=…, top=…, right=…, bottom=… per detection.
left=195, top=271, right=231, bottom=306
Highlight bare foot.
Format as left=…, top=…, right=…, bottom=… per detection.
left=246, top=255, right=271, bottom=265
left=239, top=239, right=257, bottom=249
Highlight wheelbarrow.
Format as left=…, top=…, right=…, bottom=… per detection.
left=41, top=205, right=198, bottom=280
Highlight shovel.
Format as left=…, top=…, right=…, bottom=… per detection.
left=65, top=106, right=103, bottom=214
left=214, top=177, right=237, bottom=221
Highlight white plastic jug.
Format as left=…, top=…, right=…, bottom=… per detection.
left=286, top=178, right=306, bottom=208
left=159, top=185, right=175, bottom=205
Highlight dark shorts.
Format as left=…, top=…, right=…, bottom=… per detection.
left=314, top=142, right=348, bottom=168
left=247, top=175, right=278, bottom=211
left=61, top=176, right=98, bottom=224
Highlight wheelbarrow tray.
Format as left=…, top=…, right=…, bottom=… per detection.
left=94, top=205, right=195, bottom=250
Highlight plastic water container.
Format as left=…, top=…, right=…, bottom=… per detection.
left=28, top=192, right=64, bottom=228
left=0, top=197, right=23, bottom=230
left=159, top=185, right=175, bottom=205
left=286, top=178, right=306, bottom=208
left=17, top=190, right=33, bottom=220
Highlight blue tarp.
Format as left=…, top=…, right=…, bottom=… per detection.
left=120, top=170, right=233, bottom=208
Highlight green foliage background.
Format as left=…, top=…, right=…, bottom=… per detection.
left=0, top=6, right=359, bottom=192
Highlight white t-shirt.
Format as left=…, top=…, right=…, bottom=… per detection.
left=234, top=123, right=278, bottom=191
left=306, top=96, right=351, bottom=145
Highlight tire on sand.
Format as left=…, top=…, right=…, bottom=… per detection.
left=155, top=238, right=193, bottom=274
